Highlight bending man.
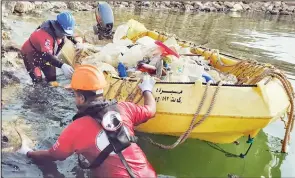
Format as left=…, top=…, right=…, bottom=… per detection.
left=21, top=12, right=82, bottom=83
left=19, top=65, right=158, bottom=177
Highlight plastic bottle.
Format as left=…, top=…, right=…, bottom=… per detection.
left=118, top=62, right=127, bottom=78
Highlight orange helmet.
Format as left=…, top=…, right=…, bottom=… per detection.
left=68, top=64, right=107, bottom=91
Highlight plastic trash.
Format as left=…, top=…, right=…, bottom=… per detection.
left=169, top=74, right=190, bottom=82
left=126, top=19, right=148, bottom=39
left=136, top=36, right=156, bottom=46
left=155, top=41, right=180, bottom=58
left=113, top=24, right=130, bottom=44
left=202, top=71, right=215, bottom=83
left=118, top=62, right=127, bottom=77
left=183, top=63, right=204, bottom=79
left=98, top=43, right=129, bottom=67
left=118, top=45, right=144, bottom=67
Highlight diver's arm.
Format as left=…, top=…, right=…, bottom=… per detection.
left=143, top=91, right=156, bottom=117
left=27, top=150, right=58, bottom=162
left=35, top=52, right=63, bottom=68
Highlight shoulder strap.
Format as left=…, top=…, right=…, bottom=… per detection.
left=48, top=21, right=57, bottom=54
left=78, top=137, right=138, bottom=178
left=78, top=144, right=113, bottom=169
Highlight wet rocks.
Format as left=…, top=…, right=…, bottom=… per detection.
left=106, top=1, right=295, bottom=15
left=52, top=2, right=68, bottom=9
left=67, top=2, right=93, bottom=11
left=2, top=31, right=11, bottom=41
left=67, top=2, right=82, bottom=11
left=2, top=1, right=17, bottom=14
left=231, top=3, right=243, bottom=12
left=2, top=20, right=11, bottom=31
left=224, top=1, right=235, bottom=8
left=14, top=2, right=35, bottom=13
left=3, top=1, right=295, bottom=19
left=1, top=70, right=21, bottom=87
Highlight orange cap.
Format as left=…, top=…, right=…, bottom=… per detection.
left=68, top=64, right=107, bottom=91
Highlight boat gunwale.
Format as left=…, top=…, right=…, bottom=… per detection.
left=110, top=76, right=258, bottom=87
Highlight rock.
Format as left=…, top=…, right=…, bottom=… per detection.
left=2, top=31, right=11, bottom=41
left=231, top=3, right=244, bottom=12
left=41, top=2, right=54, bottom=10
left=263, top=1, right=271, bottom=8
left=2, top=20, right=11, bottom=31
left=241, top=3, right=251, bottom=10
left=193, top=1, right=203, bottom=9
left=250, top=2, right=263, bottom=11
left=270, top=9, right=280, bottom=15
left=164, top=1, right=170, bottom=7
left=224, top=1, right=234, bottom=8
left=119, top=4, right=125, bottom=8
left=184, top=4, right=193, bottom=12
left=281, top=3, right=288, bottom=11
left=267, top=5, right=274, bottom=11
left=274, top=1, right=282, bottom=8
left=143, top=1, right=150, bottom=7
left=29, top=10, right=43, bottom=17
left=87, top=1, right=98, bottom=8
left=34, top=1, right=43, bottom=9
left=67, top=2, right=81, bottom=11
left=3, top=12, right=9, bottom=17
left=80, top=3, right=93, bottom=11
left=212, top=2, right=224, bottom=11
left=51, top=2, right=67, bottom=9
left=159, top=4, right=166, bottom=9
left=1, top=70, right=21, bottom=87
left=3, top=1, right=16, bottom=14
left=14, top=2, right=35, bottom=13
left=287, top=6, right=295, bottom=12
left=121, top=2, right=129, bottom=7
left=201, top=2, right=213, bottom=11
left=183, top=1, right=191, bottom=5
left=280, top=11, right=292, bottom=15
left=129, top=4, right=135, bottom=8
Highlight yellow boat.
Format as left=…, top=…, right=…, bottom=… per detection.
left=60, top=20, right=294, bottom=152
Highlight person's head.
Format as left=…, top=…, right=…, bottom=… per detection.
left=95, top=2, right=114, bottom=28
left=54, top=12, right=75, bottom=38
left=67, top=65, right=107, bottom=106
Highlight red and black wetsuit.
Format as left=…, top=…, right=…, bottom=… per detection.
left=49, top=101, right=157, bottom=178
left=20, top=20, right=77, bottom=83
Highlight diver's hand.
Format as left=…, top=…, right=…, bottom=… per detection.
left=18, top=143, right=33, bottom=156
left=138, top=75, right=156, bottom=94
left=61, top=63, right=74, bottom=79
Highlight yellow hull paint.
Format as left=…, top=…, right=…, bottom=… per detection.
left=61, top=29, right=291, bottom=144
left=103, top=76, right=289, bottom=143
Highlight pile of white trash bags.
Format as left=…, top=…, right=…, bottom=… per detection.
left=81, top=23, right=238, bottom=84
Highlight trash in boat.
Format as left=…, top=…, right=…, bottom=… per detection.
left=66, top=19, right=238, bottom=84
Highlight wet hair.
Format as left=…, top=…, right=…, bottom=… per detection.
left=76, top=90, right=103, bottom=102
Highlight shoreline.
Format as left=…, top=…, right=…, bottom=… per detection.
left=2, top=1, right=295, bottom=17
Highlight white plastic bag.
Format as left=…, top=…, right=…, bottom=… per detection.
left=118, top=45, right=144, bottom=67
left=113, top=24, right=129, bottom=44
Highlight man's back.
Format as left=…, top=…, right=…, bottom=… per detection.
left=49, top=102, right=157, bottom=178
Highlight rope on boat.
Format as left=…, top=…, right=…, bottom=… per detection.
left=210, top=49, right=295, bottom=153
left=143, top=81, right=223, bottom=149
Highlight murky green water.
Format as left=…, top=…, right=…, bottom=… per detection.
left=2, top=7, right=295, bottom=178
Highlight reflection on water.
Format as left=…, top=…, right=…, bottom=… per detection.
left=2, top=7, right=295, bottom=178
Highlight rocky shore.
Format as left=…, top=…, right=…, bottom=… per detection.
left=2, top=1, right=295, bottom=16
